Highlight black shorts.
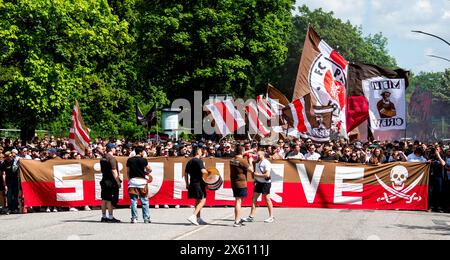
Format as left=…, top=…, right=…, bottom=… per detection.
left=232, top=187, right=248, bottom=198
left=188, top=182, right=207, bottom=200
left=100, top=179, right=119, bottom=205
left=254, top=182, right=271, bottom=195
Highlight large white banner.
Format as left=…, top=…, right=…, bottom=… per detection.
left=363, top=77, right=406, bottom=131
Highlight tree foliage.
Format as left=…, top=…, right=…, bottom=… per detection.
left=0, top=1, right=405, bottom=140
left=0, top=0, right=166, bottom=140
left=135, top=0, right=295, bottom=100
left=270, top=5, right=397, bottom=99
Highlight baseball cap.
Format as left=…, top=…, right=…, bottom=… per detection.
left=11, top=149, right=18, bottom=154
left=4, top=151, right=11, bottom=157
left=106, top=143, right=116, bottom=150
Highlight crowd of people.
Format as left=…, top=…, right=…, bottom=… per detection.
left=0, top=135, right=449, bottom=215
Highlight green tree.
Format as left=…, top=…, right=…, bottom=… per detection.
left=0, top=0, right=163, bottom=142
left=270, top=5, right=397, bottom=99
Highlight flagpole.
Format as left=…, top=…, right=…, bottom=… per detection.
left=156, top=102, right=159, bottom=143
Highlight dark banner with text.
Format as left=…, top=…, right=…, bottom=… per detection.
left=20, top=158, right=430, bottom=211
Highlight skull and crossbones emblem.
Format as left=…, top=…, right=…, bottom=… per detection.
left=376, top=166, right=424, bottom=204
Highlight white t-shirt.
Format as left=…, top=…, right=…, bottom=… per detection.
left=255, top=159, right=272, bottom=183
left=305, top=152, right=321, bottom=161
left=407, top=154, right=427, bottom=163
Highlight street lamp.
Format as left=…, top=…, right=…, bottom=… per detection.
left=411, top=30, right=450, bottom=47
left=427, top=55, right=450, bottom=64
left=412, top=30, right=450, bottom=64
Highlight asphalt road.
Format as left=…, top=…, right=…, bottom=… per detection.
left=1, top=207, right=449, bottom=240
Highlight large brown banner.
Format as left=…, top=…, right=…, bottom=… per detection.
left=20, top=158, right=430, bottom=211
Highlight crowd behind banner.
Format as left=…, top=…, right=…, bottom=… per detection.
left=0, top=135, right=449, bottom=214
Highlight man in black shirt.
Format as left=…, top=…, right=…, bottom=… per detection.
left=429, top=147, right=447, bottom=212
left=127, top=147, right=152, bottom=224
left=4, top=151, right=19, bottom=214
left=100, top=143, right=122, bottom=223
left=0, top=153, right=6, bottom=213
left=185, top=147, right=209, bottom=226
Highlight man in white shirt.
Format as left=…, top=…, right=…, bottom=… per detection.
left=243, top=151, right=274, bottom=223
left=286, top=144, right=305, bottom=160
left=407, top=148, right=428, bottom=163
left=305, top=144, right=321, bottom=161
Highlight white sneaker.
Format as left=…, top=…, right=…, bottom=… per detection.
left=84, top=206, right=91, bottom=211
left=197, top=218, right=208, bottom=225
left=131, top=219, right=138, bottom=224
left=155, top=205, right=160, bottom=209
left=46, top=207, right=51, bottom=213
left=187, top=215, right=199, bottom=226
left=69, top=208, right=78, bottom=212
left=264, top=217, right=275, bottom=223
left=233, top=219, right=246, bottom=227
left=53, top=208, right=58, bottom=213
left=175, top=205, right=180, bottom=209
left=164, top=204, right=170, bottom=209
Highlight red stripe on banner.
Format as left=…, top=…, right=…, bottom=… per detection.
left=293, top=99, right=307, bottom=133
left=21, top=180, right=428, bottom=211
left=215, top=101, right=238, bottom=133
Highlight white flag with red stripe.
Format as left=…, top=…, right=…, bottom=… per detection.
left=246, top=101, right=271, bottom=138
left=256, top=95, right=275, bottom=119
left=206, top=99, right=245, bottom=136
left=287, top=97, right=312, bottom=137
left=283, top=94, right=334, bottom=142
left=69, top=100, right=91, bottom=156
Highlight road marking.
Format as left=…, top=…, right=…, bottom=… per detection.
left=173, top=213, right=234, bottom=240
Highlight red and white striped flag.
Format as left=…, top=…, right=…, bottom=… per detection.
left=206, top=99, right=245, bottom=136
left=287, top=97, right=311, bottom=136
left=246, top=101, right=271, bottom=138
left=283, top=94, right=334, bottom=142
left=69, top=100, right=91, bottom=156
left=256, top=95, right=274, bottom=119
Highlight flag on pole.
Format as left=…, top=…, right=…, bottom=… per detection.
left=206, top=99, right=245, bottom=136
left=346, top=63, right=409, bottom=133
left=267, top=84, right=289, bottom=133
left=136, top=104, right=148, bottom=127
left=69, top=100, right=91, bottom=156
left=146, top=105, right=158, bottom=128
left=246, top=100, right=271, bottom=138
left=292, top=25, right=349, bottom=139
left=283, top=94, right=333, bottom=142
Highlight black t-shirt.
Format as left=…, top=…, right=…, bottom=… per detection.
left=100, top=154, right=118, bottom=181
left=431, top=160, right=445, bottom=179
left=3, top=159, right=16, bottom=183
left=0, top=161, right=4, bottom=187
left=127, top=156, right=148, bottom=179
left=185, top=158, right=205, bottom=184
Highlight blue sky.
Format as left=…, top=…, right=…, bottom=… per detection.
left=295, top=0, right=450, bottom=73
